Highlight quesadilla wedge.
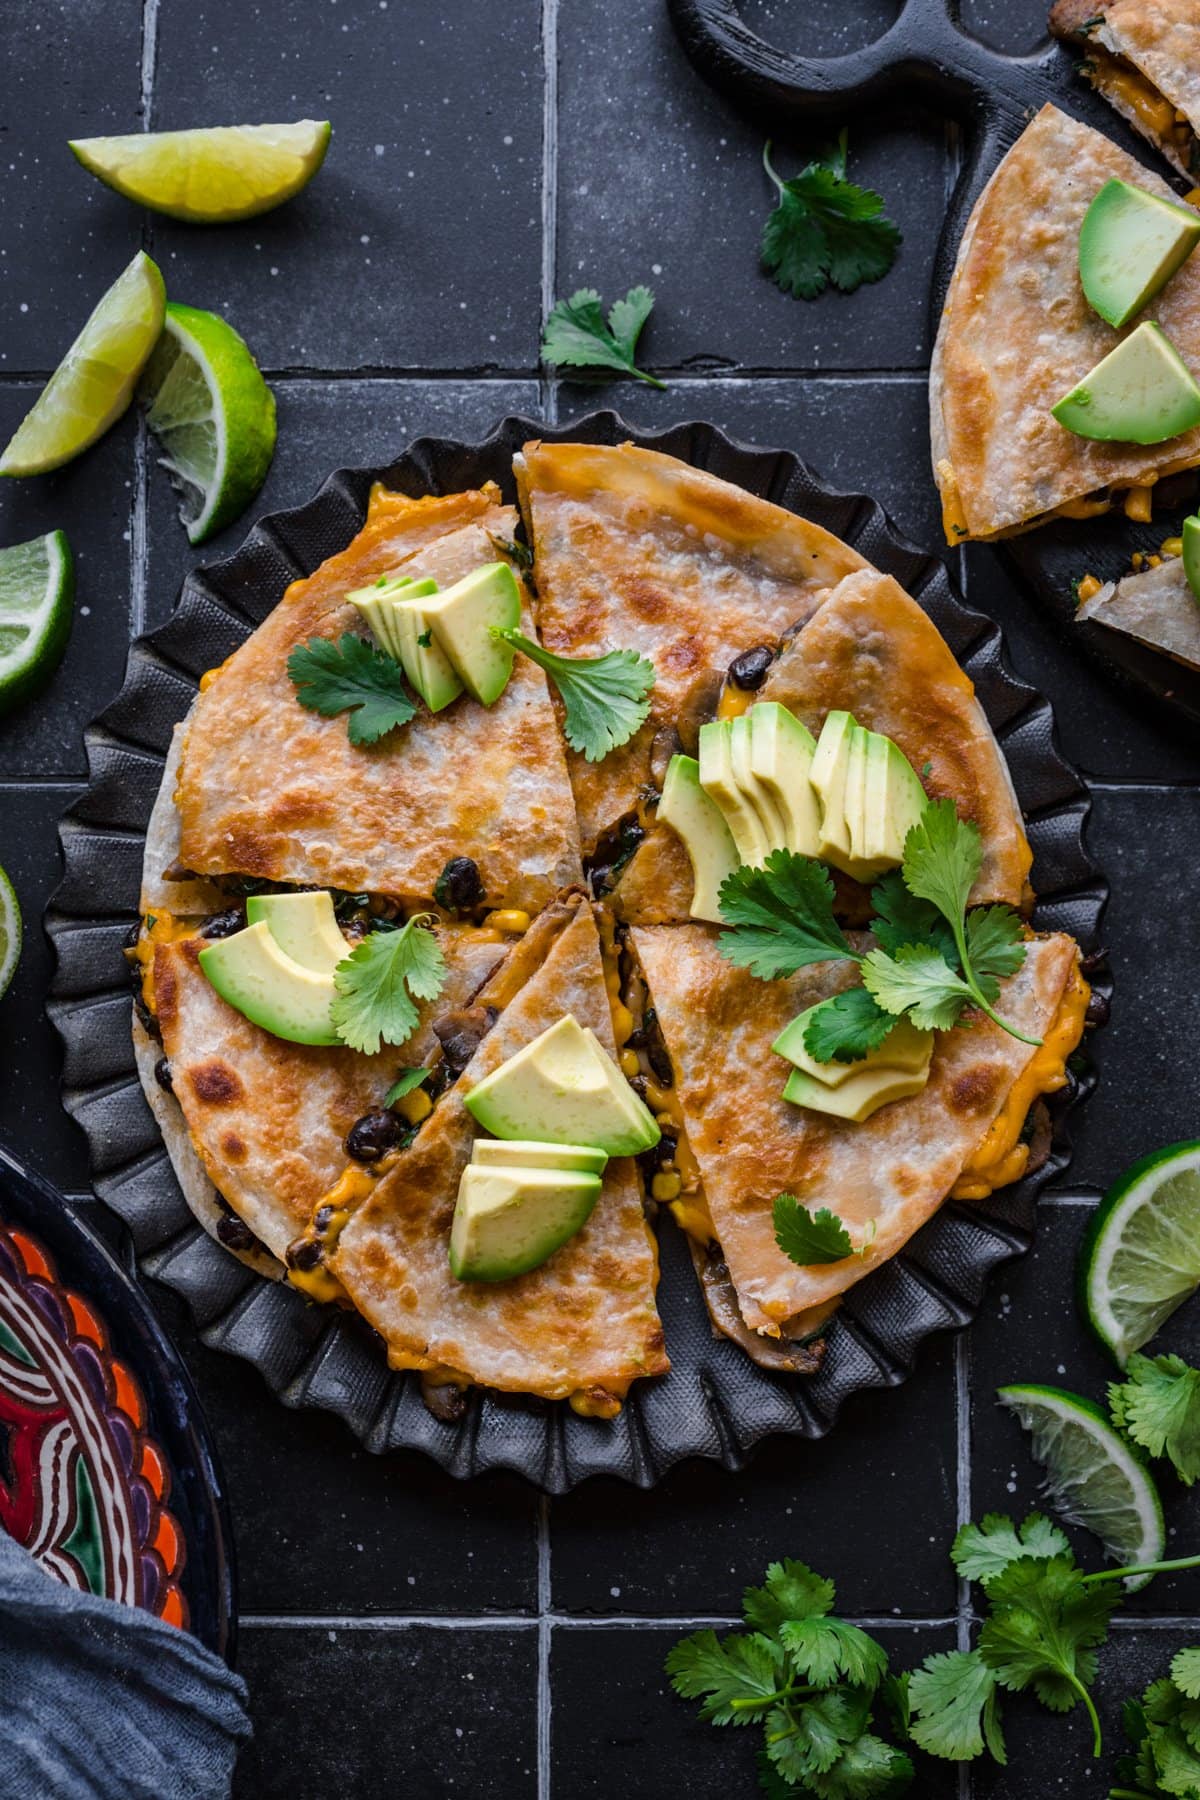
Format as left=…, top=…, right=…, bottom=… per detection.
left=515, top=440, right=869, bottom=855
left=324, top=891, right=668, bottom=1413
left=173, top=483, right=582, bottom=912
left=931, top=104, right=1200, bottom=543
left=1051, top=0, right=1200, bottom=179
left=1077, top=551, right=1200, bottom=666
left=628, top=925, right=1088, bottom=1334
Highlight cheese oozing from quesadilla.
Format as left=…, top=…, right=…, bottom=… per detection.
left=1051, top=0, right=1200, bottom=179
left=932, top=104, right=1200, bottom=542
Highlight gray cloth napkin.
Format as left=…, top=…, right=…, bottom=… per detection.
left=0, top=1527, right=250, bottom=1800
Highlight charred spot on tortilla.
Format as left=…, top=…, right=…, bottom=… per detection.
left=188, top=1059, right=244, bottom=1106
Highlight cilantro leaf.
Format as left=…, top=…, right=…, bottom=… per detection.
left=801, top=987, right=896, bottom=1064
left=717, top=851, right=859, bottom=980
left=861, top=943, right=975, bottom=1032
left=978, top=1555, right=1119, bottom=1751
left=331, top=916, right=447, bottom=1055
left=664, top=1628, right=786, bottom=1725
left=384, top=1067, right=431, bottom=1108
left=908, top=1650, right=1005, bottom=1764
left=964, top=906, right=1028, bottom=983
left=774, top=1194, right=856, bottom=1266
left=951, top=1513, right=1071, bottom=1587
left=868, top=871, right=958, bottom=964
left=1109, top=1354, right=1200, bottom=1487
left=1174, top=1650, right=1200, bottom=1701
left=743, top=1559, right=836, bottom=1634
left=494, top=627, right=655, bottom=763
left=287, top=632, right=416, bottom=746
left=779, top=1617, right=888, bottom=1693
left=540, top=284, right=666, bottom=388
left=902, top=796, right=981, bottom=926
left=761, top=134, right=901, bottom=301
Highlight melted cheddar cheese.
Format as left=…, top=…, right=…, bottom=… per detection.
left=286, top=1164, right=376, bottom=1303
left=1075, top=574, right=1103, bottom=605
left=1124, top=485, right=1154, bottom=524
left=716, top=682, right=754, bottom=721
left=936, top=459, right=969, bottom=543
left=134, top=909, right=194, bottom=1013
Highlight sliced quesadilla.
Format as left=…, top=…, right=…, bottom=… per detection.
left=628, top=925, right=1088, bottom=1334
left=1077, top=551, right=1200, bottom=666
left=326, top=891, right=669, bottom=1413
left=1051, top=0, right=1200, bottom=178
left=173, top=482, right=582, bottom=913
left=931, top=104, right=1200, bottom=542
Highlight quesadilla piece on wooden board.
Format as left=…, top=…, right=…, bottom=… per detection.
left=931, top=104, right=1200, bottom=543
left=1051, top=0, right=1200, bottom=178
left=173, top=483, right=582, bottom=912
left=515, top=439, right=869, bottom=852
left=631, top=925, right=1086, bottom=1333
left=1077, top=553, right=1200, bottom=667
left=147, top=922, right=508, bottom=1266
left=611, top=568, right=1033, bottom=923
left=329, top=892, right=669, bottom=1411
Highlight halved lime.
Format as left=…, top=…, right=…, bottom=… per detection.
left=998, top=1383, right=1164, bottom=1589
left=0, top=252, right=165, bottom=477
left=69, top=121, right=331, bottom=224
left=0, top=865, right=21, bottom=999
left=1079, top=1141, right=1200, bottom=1366
left=139, top=302, right=275, bottom=544
left=0, top=530, right=74, bottom=714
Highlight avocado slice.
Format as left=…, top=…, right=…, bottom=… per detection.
left=463, top=1014, right=661, bottom=1156
left=747, top=702, right=821, bottom=857
left=1051, top=322, right=1200, bottom=444
left=198, top=921, right=340, bottom=1046
left=389, top=601, right=465, bottom=712
left=658, top=753, right=740, bottom=924
left=348, top=575, right=438, bottom=659
left=471, top=1138, right=609, bottom=1174
left=772, top=1005, right=933, bottom=1086
left=730, top=712, right=788, bottom=852
left=847, top=727, right=926, bottom=880
left=809, top=710, right=857, bottom=872
left=416, top=562, right=522, bottom=705
left=448, top=1164, right=602, bottom=1282
left=1079, top=179, right=1200, bottom=330
left=782, top=1060, right=931, bottom=1122
left=698, top=719, right=771, bottom=866
left=246, top=889, right=349, bottom=973
left=1183, top=514, right=1200, bottom=605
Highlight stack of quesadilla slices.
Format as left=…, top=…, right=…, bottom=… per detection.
left=1051, top=0, right=1200, bottom=179
left=133, top=441, right=1090, bottom=1418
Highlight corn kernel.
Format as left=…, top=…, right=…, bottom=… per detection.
left=619, top=1049, right=640, bottom=1079
left=610, top=1001, right=635, bottom=1045
left=643, top=1080, right=670, bottom=1113
left=1075, top=573, right=1102, bottom=604
left=651, top=1171, right=682, bottom=1201
left=1124, top=486, right=1153, bottom=524
left=484, top=909, right=531, bottom=935
left=1162, top=537, right=1184, bottom=558
left=396, top=1087, right=432, bottom=1126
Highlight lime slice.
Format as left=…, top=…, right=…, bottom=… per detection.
left=139, top=302, right=276, bottom=544
left=0, top=865, right=21, bottom=999
left=69, top=121, right=331, bottom=224
left=0, top=530, right=74, bottom=714
left=1079, top=1141, right=1200, bottom=1366
left=998, top=1383, right=1164, bottom=1589
left=0, top=252, right=165, bottom=477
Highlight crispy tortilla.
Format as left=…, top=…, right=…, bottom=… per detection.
left=1051, top=0, right=1200, bottom=177
left=931, top=104, right=1200, bottom=542
left=631, top=925, right=1081, bottom=1332
left=329, top=893, right=668, bottom=1407
left=515, top=440, right=869, bottom=850
left=174, top=484, right=582, bottom=911
left=1077, top=555, right=1200, bottom=667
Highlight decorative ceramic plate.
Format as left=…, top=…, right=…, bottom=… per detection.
left=0, top=1143, right=234, bottom=1653
left=46, top=412, right=1108, bottom=1493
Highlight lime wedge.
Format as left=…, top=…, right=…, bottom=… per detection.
left=0, top=252, right=165, bottom=477
left=1079, top=1141, right=1200, bottom=1366
left=139, top=302, right=276, bottom=544
left=69, top=121, right=331, bottom=223
left=0, top=864, right=21, bottom=999
left=0, top=530, right=74, bottom=714
left=998, top=1383, right=1164, bottom=1589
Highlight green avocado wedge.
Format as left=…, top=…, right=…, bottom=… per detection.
left=658, top=753, right=740, bottom=925
left=448, top=1164, right=602, bottom=1282
left=198, top=920, right=341, bottom=1046
left=1051, top=321, right=1200, bottom=445
left=1183, top=514, right=1200, bottom=605
left=1079, top=179, right=1200, bottom=329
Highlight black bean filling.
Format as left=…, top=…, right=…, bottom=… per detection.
left=216, top=1212, right=259, bottom=1253
left=200, top=907, right=246, bottom=940
left=286, top=1237, right=323, bottom=1271
left=586, top=813, right=646, bottom=897
left=727, top=644, right=774, bottom=690
left=345, top=1109, right=406, bottom=1163
left=153, top=1057, right=174, bottom=1094
left=433, top=1005, right=497, bottom=1073
left=434, top=856, right=486, bottom=914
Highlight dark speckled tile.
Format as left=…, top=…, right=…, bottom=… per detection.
left=233, top=1624, right=537, bottom=1799
left=738, top=1, right=902, bottom=58
left=960, top=0, right=1052, bottom=57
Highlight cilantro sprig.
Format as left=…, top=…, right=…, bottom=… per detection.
left=761, top=133, right=901, bottom=302
left=1115, top=1647, right=1200, bottom=1798
left=287, top=632, right=416, bottom=746
left=540, top=284, right=665, bottom=388
left=383, top=1066, right=432, bottom=1108
left=773, top=1194, right=860, bottom=1266
left=1110, top=1354, right=1200, bottom=1488
left=331, top=916, right=447, bottom=1055
left=492, top=626, right=655, bottom=762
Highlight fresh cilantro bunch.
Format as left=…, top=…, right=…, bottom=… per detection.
left=666, top=1558, right=913, bottom=1798
left=1110, top=1355, right=1200, bottom=1488
left=493, top=626, right=655, bottom=762
left=331, top=916, right=447, bottom=1055
left=287, top=632, right=415, bottom=746
left=761, top=133, right=901, bottom=301
left=540, top=284, right=665, bottom=388
left=716, top=800, right=1036, bottom=1056
left=1114, top=1647, right=1200, bottom=1798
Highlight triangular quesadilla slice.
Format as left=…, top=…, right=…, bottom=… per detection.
left=515, top=439, right=868, bottom=855
left=629, top=925, right=1088, bottom=1334
left=173, top=482, right=582, bottom=912
left=611, top=568, right=1032, bottom=923
left=327, top=891, right=669, bottom=1413
left=932, top=104, right=1200, bottom=542
left=1077, top=551, right=1200, bottom=667
left=1051, top=0, right=1200, bottom=177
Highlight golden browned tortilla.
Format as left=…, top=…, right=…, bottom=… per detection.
left=1051, top=0, right=1200, bottom=177
left=516, top=439, right=869, bottom=849
left=632, top=925, right=1082, bottom=1333
left=174, top=483, right=582, bottom=912
left=329, top=893, right=668, bottom=1408
left=931, top=104, right=1200, bottom=542
left=1077, top=553, right=1200, bottom=667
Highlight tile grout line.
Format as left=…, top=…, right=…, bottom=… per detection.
left=536, top=1495, right=553, bottom=1800
left=953, top=1329, right=974, bottom=1800
left=0, top=366, right=935, bottom=387
left=237, top=1610, right=963, bottom=1632
left=130, top=0, right=160, bottom=642
left=539, top=0, right=560, bottom=431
